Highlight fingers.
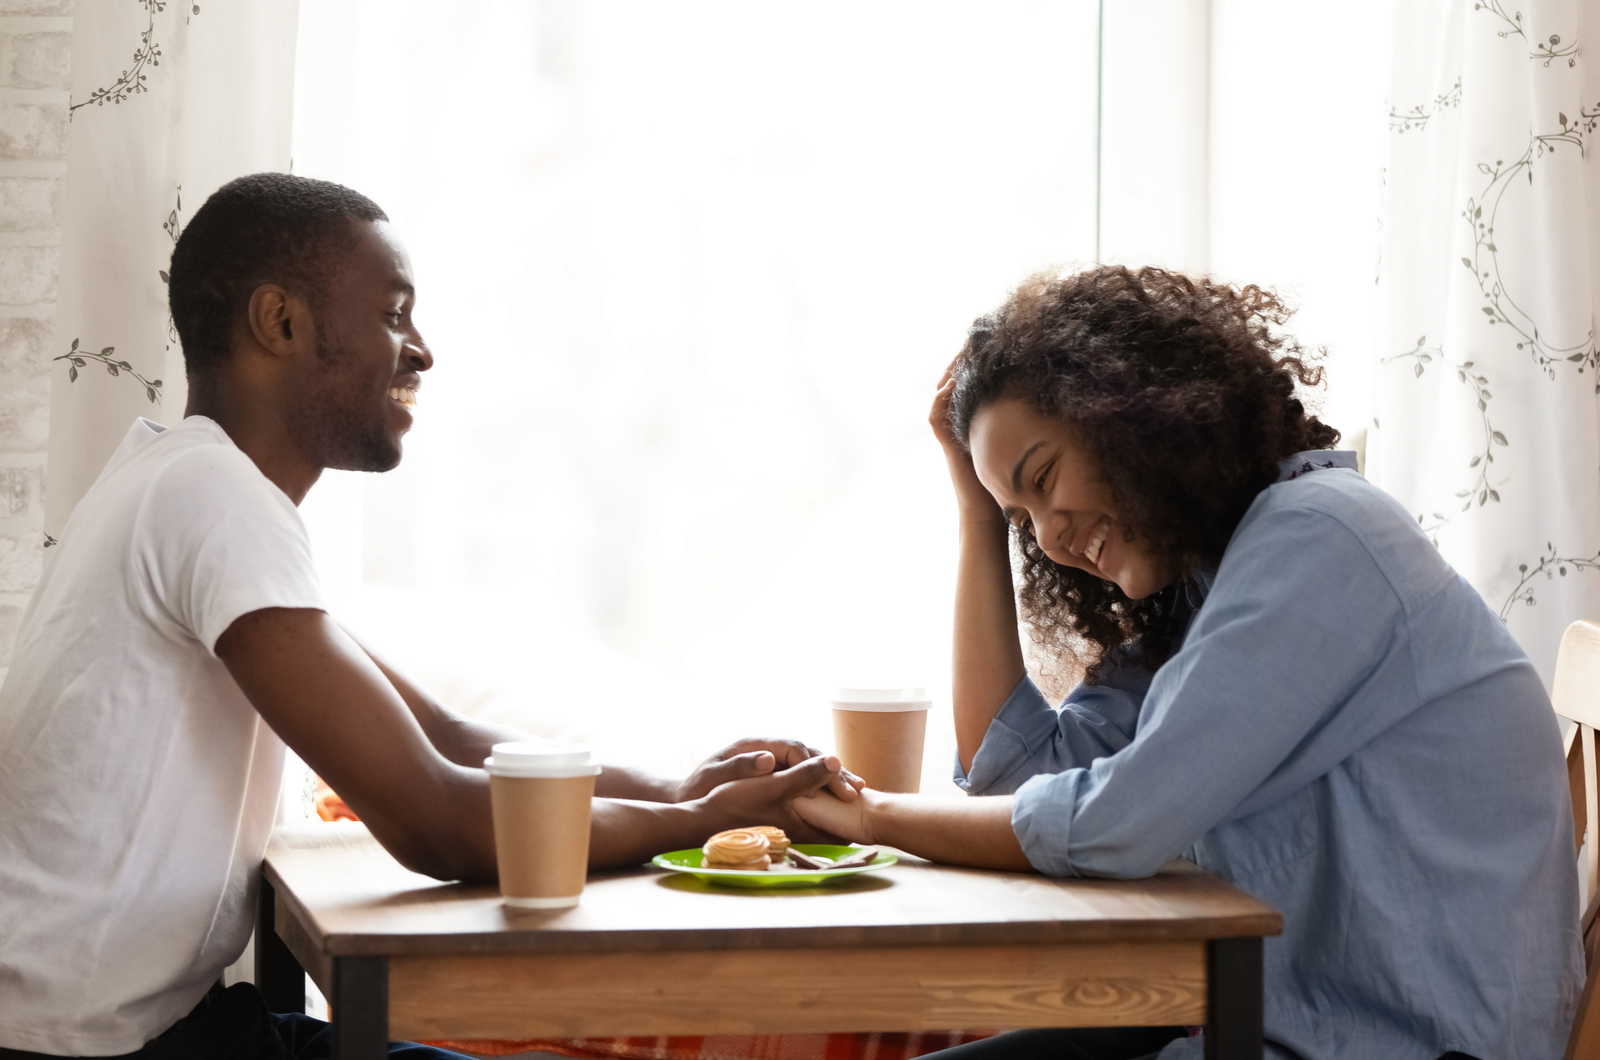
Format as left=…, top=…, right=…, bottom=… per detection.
left=700, top=750, right=776, bottom=789
left=821, top=764, right=865, bottom=800
left=769, top=753, right=845, bottom=801
left=719, top=737, right=813, bottom=769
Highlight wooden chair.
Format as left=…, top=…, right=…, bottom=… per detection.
left=1556, top=619, right=1600, bottom=1059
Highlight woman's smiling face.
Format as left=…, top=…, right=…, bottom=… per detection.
left=969, top=396, right=1177, bottom=600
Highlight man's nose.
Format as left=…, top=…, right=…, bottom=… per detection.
left=405, top=335, right=434, bottom=372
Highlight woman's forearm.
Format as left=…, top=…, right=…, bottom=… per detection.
left=952, top=505, right=1027, bottom=773
left=871, top=791, right=1032, bottom=871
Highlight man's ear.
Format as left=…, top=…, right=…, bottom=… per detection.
left=247, top=285, right=313, bottom=358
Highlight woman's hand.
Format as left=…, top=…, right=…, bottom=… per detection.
left=792, top=786, right=878, bottom=846
left=674, top=738, right=864, bottom=804
left=931, top=362, right=1003, bottom=522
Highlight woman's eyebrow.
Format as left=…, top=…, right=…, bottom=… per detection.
left=1011, top=442, right=1046, bottom=493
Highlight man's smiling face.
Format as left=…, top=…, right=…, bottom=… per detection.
left=969, top=395, right=1176, bottom=600
left=292, top=219, right=432, bottom=473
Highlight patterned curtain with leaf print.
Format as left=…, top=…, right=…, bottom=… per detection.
left=44, top=0, right=299, bottom=542
left=1370, top=0, right=1600, bottom=688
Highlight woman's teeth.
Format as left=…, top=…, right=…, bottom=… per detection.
left=1084, top=524, right=1110, bottom=565
left=388, top=386, right=417, bottom=409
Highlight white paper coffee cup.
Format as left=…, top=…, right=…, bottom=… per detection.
left=830, top=687, right=932, bottom=794
left=485, top=742, right=601, bottom=909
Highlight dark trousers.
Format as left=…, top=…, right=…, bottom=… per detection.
left=916, top=1026, right=1187, bottom=1059
left=0, top=983, right=470, bottom=1060
left=918, top=1028, right=1486, bottom=1060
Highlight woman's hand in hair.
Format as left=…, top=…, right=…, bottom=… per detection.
left=931, top=364, right=1003, bottom=522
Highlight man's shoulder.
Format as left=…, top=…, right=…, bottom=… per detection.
left=130, top=420, right=279, bottom=509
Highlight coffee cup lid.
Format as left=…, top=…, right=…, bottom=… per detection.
left=484, top=741, right=602, bottom=778
left=830, top=686, right=932, bottom=711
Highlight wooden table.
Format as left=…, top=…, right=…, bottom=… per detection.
left=257, top=824, right=1281, bottom=1060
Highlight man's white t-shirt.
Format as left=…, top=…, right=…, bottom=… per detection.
left=0, top=416, right=324, bottom=1056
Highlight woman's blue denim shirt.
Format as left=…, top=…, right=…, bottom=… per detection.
left=955, top=452, right=1582, bottom=1060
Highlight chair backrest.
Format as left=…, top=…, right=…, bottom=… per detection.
left=1554, top=619, right=1600, bottom=1060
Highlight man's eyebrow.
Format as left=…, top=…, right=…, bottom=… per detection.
left=391, top=279, right=415, bottom=297
left=1011, top=442, right=1046, bottom=493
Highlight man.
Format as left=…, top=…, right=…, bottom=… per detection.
left=0, top=174, right=853, bottom=1059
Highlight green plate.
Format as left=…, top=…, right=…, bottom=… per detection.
left=652, top=844, right=897, bottom=888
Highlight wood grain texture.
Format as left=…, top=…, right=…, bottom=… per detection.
left=386, top=941, right=1207, bottom=1040
left=263, top=824, right=1281, bottom=959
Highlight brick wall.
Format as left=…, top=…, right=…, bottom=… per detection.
left=0, top=0, right=67, bottom=671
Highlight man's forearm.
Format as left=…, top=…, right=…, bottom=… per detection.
left=594, top=765, right=679, bottom=802
left=588, top=798, right=728, bottom=868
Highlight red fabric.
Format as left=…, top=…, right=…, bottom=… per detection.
left=419, top=1031, right=997, bottom=1059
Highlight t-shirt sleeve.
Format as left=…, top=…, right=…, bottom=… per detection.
left=138, top=446, right=325, bottom=653
left=1011, top=503, right=1409, bottom=878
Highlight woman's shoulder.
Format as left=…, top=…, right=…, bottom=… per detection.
left=1226, top=464, right=1457, bottom=608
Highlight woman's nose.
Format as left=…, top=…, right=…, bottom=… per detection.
left=1034, top=509, right=1069, bottom=552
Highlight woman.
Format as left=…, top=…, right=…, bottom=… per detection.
left=796, top=266, right=1581, bottom=1060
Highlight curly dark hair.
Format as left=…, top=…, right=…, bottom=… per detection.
left=169, top=173, right=388, bottom=380
left=947, top=265, right=1341, bottom=684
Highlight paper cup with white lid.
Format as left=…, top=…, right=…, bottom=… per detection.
left=830, top=686, right=932, bottom=794
left=484, top=741, right=601, bottom=909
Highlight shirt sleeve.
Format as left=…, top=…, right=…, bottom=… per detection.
left=1011, top=503, right=1409, bottom=878
left=955, top=657, right=1152, bottom=796
left=138, top=446, right=326, bottom=653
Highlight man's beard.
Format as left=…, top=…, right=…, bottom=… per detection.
left=290, top=330, right=403, bottom=473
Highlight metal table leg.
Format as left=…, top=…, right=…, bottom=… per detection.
left=1205, top=937, right=1263, bottom=1060
left=332, top=955, right=389, bottom=1060
left=255, top=876, right=306, bottom=1014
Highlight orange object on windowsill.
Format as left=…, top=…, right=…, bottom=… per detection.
left=314, top=777, right=360, bottom=823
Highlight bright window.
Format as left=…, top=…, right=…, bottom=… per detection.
left=293, top=2, right=1101, bottom=789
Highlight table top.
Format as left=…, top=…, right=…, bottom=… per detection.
left=263, top=823, right=1281, bottom=959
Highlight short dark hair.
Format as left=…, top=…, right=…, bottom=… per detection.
left=167, top=173, right=388, bottom=379
left=947, top=265, right=1340, bottom=684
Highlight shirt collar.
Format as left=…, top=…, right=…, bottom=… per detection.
left=1276, top=450, right=1359, bottom=483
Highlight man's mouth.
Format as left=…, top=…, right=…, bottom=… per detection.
left=388, top=386, right=418, bottom=409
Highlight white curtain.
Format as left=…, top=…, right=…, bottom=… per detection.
left=44, top=0, right=299, bottom=540
left=1371, top=0, right=1600, bottom=687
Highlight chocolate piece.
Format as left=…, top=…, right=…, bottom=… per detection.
left=784, top=849, right=834, bottom=870
left=827, top=846, right=881, bottom=870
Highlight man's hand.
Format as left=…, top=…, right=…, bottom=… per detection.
left=675, top=738, right=865, bottom=804
left=695, top=753, right=855, bottom=844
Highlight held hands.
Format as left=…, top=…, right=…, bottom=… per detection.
left=674, top=737, right=865, bottom=804
left=695, top=752, right=859, bottom=844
